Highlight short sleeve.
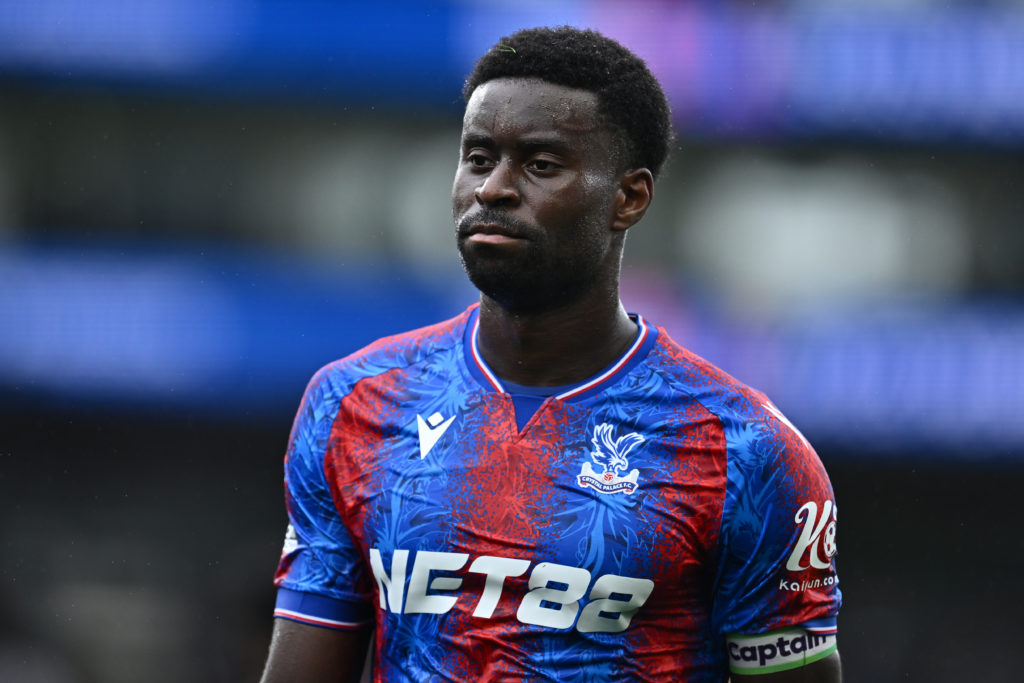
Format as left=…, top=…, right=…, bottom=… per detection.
left=272, top=367, right=374, bottom=630
left=711, top=401, right=841, bottom=638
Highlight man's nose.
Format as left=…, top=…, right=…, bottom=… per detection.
left=474, top=160, right=520, bottom=206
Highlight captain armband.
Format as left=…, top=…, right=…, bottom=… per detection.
left=726, top=627, right=837, bottom=676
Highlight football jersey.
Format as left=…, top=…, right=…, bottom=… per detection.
left=273, top=304, right=840, bottom=681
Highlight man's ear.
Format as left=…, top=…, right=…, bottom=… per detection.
left=611, top=168, right=654, bottom=232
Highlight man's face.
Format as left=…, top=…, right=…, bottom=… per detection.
left=452, top=77, right=623, bottom=312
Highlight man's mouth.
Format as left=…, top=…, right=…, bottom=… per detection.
left=458, top=213, right=532, bottom=246
left=464, top=223, right=527, bottom=245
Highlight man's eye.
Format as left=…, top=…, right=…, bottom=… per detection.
left=532, top=158, right=565, bottom=174
left=467, top=153, right=492, bottom=167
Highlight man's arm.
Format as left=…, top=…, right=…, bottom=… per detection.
left=731, top=650, right=841, bottom=682
left=260, top=618, right=372, bottom=683
left=715, top=400, right=842, bottom=683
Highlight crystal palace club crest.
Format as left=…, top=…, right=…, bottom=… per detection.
left=577, top=424, right=644, bottom=495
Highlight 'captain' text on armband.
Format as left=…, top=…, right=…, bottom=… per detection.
left=369, top=548, right=654, bottom=633
left=727, top=629, right=838, bottom=675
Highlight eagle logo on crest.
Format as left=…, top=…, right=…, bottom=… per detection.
left=577, top=423, right=644, bottom=495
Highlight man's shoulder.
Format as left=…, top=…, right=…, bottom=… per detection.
left=648, top=325, right=824, bottom=490
left=307, top=306, right=473, bottom=394
left=647, top=326, right=773, bottom=422
left=646, top=325, right=815, bottom=455
left=347, top=306, right=471, bottom=364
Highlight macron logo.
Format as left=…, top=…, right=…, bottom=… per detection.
left=416, top=411, right=456, bottom=459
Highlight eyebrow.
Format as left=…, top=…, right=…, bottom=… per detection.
left=460, top=133, right=574, bottom=154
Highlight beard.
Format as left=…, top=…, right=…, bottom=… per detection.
left=455, top=208, right=609, bottom=313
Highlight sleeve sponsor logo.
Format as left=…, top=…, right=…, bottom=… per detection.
left=368, top=548, right=654, bottom=633
left=785, top=500, right=838, bottom=572
left=778, top=574, right=838, bottom=593
left=727, top=628, right=838, bottom=675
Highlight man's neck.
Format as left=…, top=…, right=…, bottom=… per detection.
left=474, top=294, right=639, bottom=387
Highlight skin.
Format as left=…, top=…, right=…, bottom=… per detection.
left=452, top=77, right=651, bottom=386
left=733, top=652, right=843, bottom=682
left=259, top=619, right=369, bottom=683
left=260, top=76, right=841, bottom=682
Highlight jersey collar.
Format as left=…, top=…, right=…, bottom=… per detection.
left=462, top=305, right=657, bottom=403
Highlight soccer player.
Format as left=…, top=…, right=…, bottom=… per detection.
left=260, top=27, right=841, bottom=682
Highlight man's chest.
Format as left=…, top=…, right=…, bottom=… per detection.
left=326, top=389, right=727, bottom=626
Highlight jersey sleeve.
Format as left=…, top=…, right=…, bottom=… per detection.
left=711, top=400, right=841, bottom=641
left=272, top=366, right=374, bottom=630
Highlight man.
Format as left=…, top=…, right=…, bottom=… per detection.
left=261, top=26, right=841, bottom=682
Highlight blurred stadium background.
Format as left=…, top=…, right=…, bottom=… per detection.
left=1, top=1, right=1022, bottom=681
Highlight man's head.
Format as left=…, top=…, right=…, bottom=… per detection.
left=453, top=27, right=672, bottom=313
left=463, top=26, right=672, bottom=180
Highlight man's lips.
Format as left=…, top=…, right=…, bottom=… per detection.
left=463, top=222, right=528, bottom=244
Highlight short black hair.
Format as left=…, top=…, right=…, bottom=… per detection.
left=463, top=26, right=673, bottom=179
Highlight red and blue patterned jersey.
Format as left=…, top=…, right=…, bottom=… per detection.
left=273, top=305, right=840, bottom=681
